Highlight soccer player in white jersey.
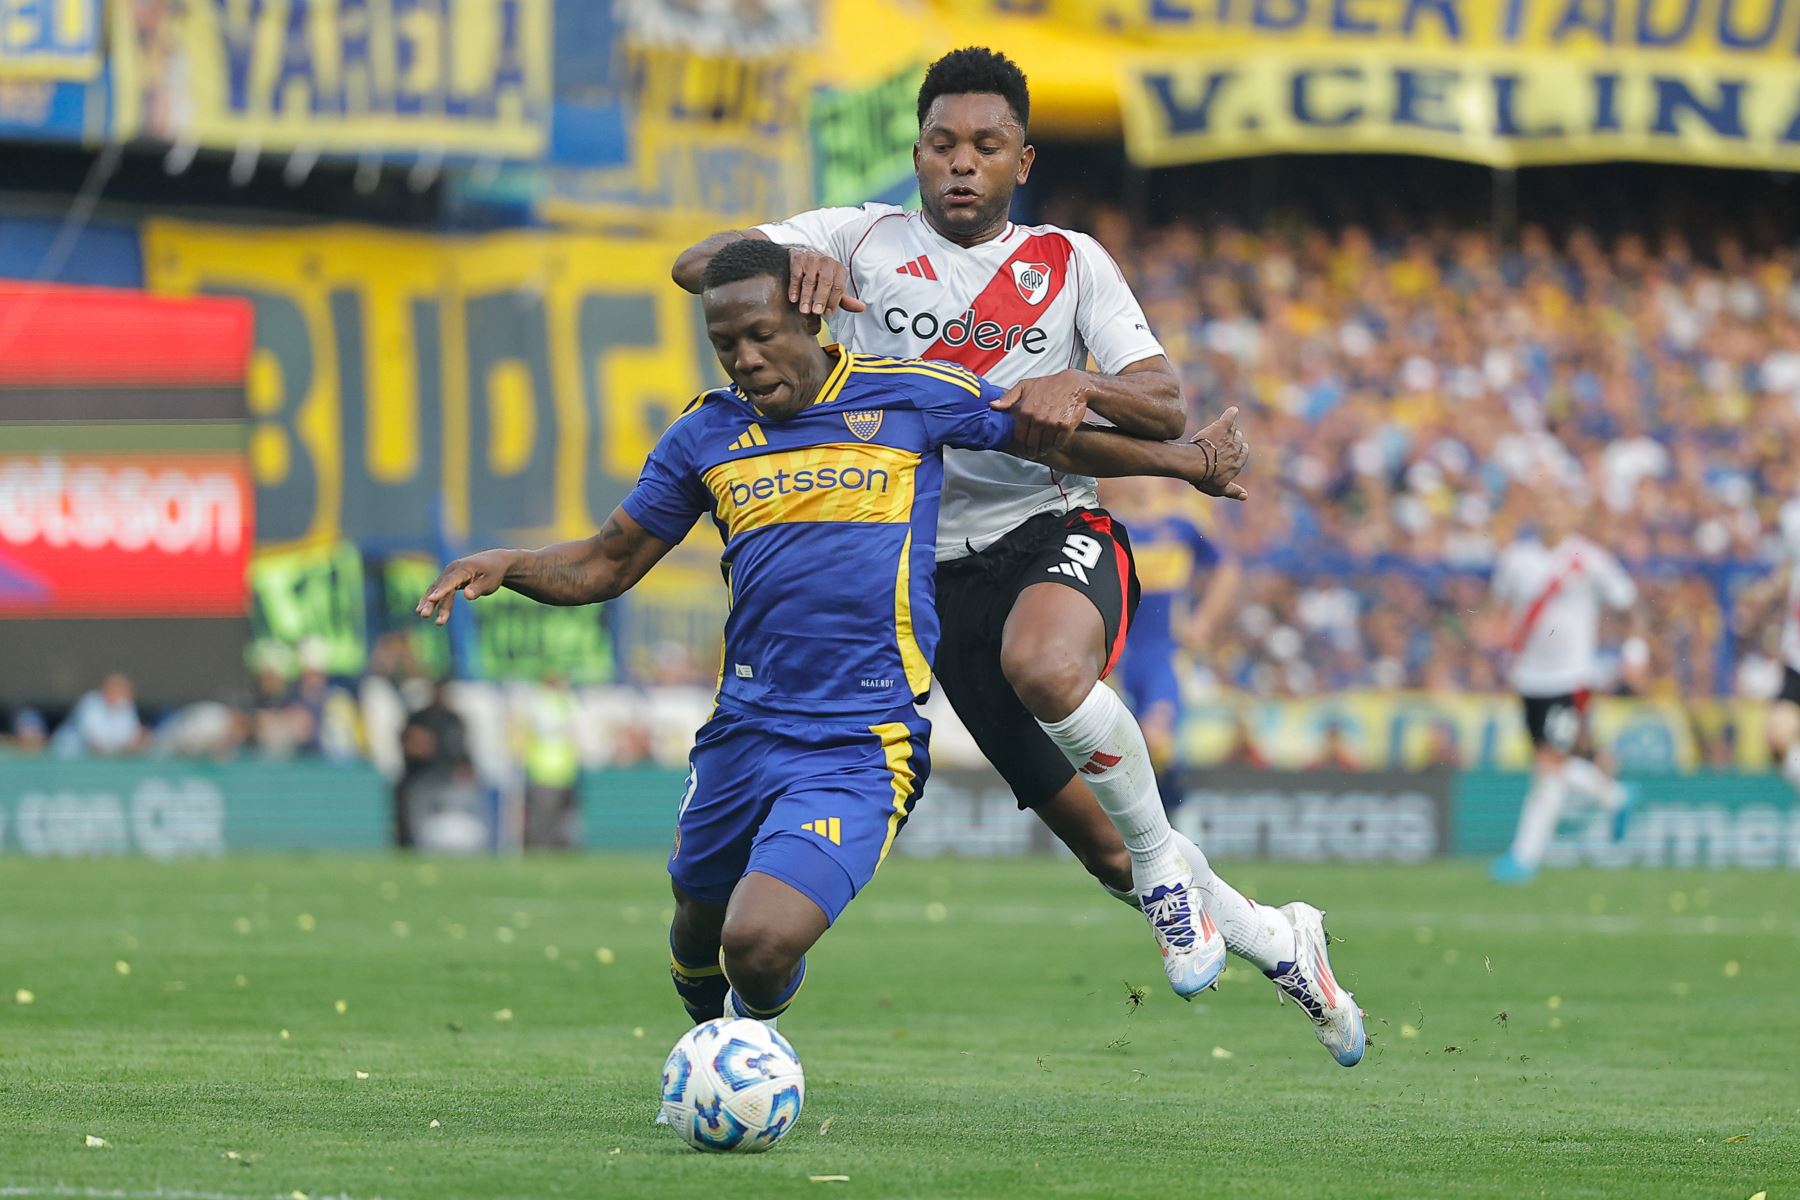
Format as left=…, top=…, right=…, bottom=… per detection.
left=1489, top=489, right=1639, bottom=883
left=674, top=47, right=1362, bottom=1066
left=1759, top=499, right=1800, bottom=795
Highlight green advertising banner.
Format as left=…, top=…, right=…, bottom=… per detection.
left=1456, top=771, right=1800, bottom=869
left=378, top=557, right=455, bottom=680
left=579, top=766, right=685, bottom=853
left=249, top=540, right=369, bottom=675
left=811, top=62, right=922, bottom=209
left=471, top=588, right=616, bottom=684
left=0, top=758, right=391, bottom=857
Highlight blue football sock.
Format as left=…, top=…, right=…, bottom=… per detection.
left=669, top=936, right=728, bottom=1024
left=730, top=954, right=807, bottom=1020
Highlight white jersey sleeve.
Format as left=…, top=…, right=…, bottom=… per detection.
left=1490, top=541, right=1533, bottom=607
left=1586, top=542, right=1637, bottom=611
left=1780, top=498, right=1800, bottom=558
left=1069, top=232, right=1165, bottom=373
left=754, top=204, right=905, bottom=263
left=1780, top=500, right=1800, bottom=672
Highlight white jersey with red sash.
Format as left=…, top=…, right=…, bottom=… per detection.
left=756, top=204, right=1165, bottom=559
left=1777, top=499, right=1800, bottom=673
left=1492, top=534, right=1637, bottom=696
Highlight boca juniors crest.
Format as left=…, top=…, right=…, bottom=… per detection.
left=1012, top=261, right=1052, bottom=305
left=843, top=410, right=883, bottom=441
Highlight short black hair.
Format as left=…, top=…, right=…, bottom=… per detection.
left=701, top=238, right=791, bottom=297
left=917, top=46, right=1029, bottom=132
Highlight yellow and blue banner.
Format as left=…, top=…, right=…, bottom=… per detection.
left=1178, top=690, right=1768, bottom=774
left=0, top=0, right=104, bottom=141
left=1121, top=49, right=1800, bottom=170
left=0, top=0, right=101, bottom=80
left=143, top=220, right=719, bottom=555
left=109, top=0, right=552, bottom=159
left=818, top=0, right=1800, bottom=170
left=542, top=42, right=814, bottom=233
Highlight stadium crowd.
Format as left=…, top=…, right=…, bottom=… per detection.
left=1056, top=205, right=1800, bottom=703
left=7, top=215, right=1799, bottom=775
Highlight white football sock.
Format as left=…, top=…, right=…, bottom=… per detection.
left=1510, top=774, right=1567, bottom=868
left=1172, top=831, right=1294, bottom=971
left=1559, top=757, right=1625, bottom=811
left=1781, top=745, right=1800, bottom=795
left=1037, top=683, right=1187, bottom=891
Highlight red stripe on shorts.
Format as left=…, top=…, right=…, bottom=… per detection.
left=1076, top=512, right=1132, bottom=680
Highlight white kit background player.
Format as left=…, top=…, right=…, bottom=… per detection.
left=1489, top=490, right=1639, bottom=883
left=1754, top=498, right=1800, bottom=795
left=674, top=47, right=1362, bottom=1065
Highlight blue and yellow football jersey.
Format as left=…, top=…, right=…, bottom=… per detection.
left=1129, top=512, right=1222, bottom=649
left=1117, top=511, right=1221, bottom=718
left=621, top=347, right=1014, bottom=720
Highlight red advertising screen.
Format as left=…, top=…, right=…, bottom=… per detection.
left=0, top=284, right=253, bottom=630
left=0, top=284, right=255, bottom=705
left=0, top=451, right=253, bottom=617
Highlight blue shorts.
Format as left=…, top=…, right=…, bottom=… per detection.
left=667, top=704, right=931, bottom=924
left=1118, top=641, right=1182, bottom=724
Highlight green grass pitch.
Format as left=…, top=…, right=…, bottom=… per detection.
left=3, top=854, right=1795, bottom=1199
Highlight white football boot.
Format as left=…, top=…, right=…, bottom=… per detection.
left=1140, top=876, right=1227, bottom=999
left=1264, top=902, right=1365, bottom=1067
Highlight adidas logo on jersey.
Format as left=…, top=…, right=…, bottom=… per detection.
left=800, top=817, right=842, bottom=845
left=728, top=424, right=768, bottom=452
left=895, top=255, right=937, bottom=280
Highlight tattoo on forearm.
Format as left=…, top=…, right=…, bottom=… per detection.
left=512, top=542, right=597, bottom=603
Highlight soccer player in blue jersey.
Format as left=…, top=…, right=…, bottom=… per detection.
left=416, top=240, right=1243, bottom=1027
left=1102, top=477, right=1240, bottom=790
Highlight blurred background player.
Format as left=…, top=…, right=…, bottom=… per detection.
left=1747, top=498, right=1800, bottom=797
left=1100, top=476, right=1240, bottom=799
left=1489, top=485, right=1640, bottom=883
left=673, top=47, right=1364, bottom=1065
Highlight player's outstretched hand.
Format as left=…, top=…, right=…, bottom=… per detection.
left=415, top=549, right=516, bottom=626
left=1187, top=406, right=1249, bottom=501
left=788, top=246, right=866, bottom=316
left=991, top=370, right=1090, bottom=456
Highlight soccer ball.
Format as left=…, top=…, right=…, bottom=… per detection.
left=660, top=1018, right=805, bottom=1153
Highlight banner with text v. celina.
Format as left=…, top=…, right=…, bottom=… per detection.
left=1114, top=0, right=1800, bottom=168
left=932, top=0, right=1800, bottom=169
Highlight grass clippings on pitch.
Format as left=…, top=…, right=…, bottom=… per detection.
left=1, top=855, right=1795, bottom=1199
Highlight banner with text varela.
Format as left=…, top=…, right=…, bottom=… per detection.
left=110, top=0, right=551, bottom=158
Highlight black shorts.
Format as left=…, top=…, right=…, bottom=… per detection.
left=1521, top=691, right=1590, bottom=753
left=934, top=507, right=1141, bottom=810
left=1780, top=667, right=1800, bottom=706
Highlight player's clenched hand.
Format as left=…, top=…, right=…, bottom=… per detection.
left=992, top=371, right=1091, bottom=457
left=415, top=549, right=517, bottom=626
left=787, top=246, right=865, bottom=316
left=1185, top=406, right=1249, bottom=501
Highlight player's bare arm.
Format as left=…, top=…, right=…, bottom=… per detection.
left=990, top=355, right=1185, bottom=453
left=414, top=507, right=674, bottom=625
left=1182, top=557, right=1245, bottom=649
left=673, top=229, right=865, bottom=317
left=1029, top=406, right=1249, bottom=502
